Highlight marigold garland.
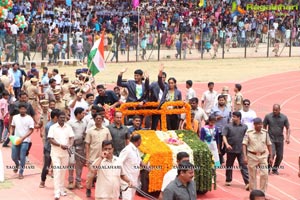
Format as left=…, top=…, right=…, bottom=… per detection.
left=118, top=101, right=192, bottom=131
left=176, top=130, right=216, bottom=192
left=137, top=130, right=173, bottom=192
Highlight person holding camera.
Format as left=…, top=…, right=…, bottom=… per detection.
left=92, top=140, right=132, bottom=200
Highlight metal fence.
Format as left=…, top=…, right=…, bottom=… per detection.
left=1, top=28, right=299, bottom=66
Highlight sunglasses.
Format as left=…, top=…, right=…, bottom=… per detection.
left=244, top=103, right=250, bottom=106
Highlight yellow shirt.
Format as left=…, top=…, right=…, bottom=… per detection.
left=94, top=156, right=124, bottom=199
left=243, top=129, right=272, bottom=153
left=85, top=126, right=112, bottom=161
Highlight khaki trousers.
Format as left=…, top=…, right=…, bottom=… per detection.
left=86, top=164, right=97, bottom=189
left=247, top=153, right=269, bottom=193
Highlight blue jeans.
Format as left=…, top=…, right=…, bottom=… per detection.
left=11, top=142, right=29, bottom=175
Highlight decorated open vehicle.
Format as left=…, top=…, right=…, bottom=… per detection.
left=118, top=101, right=216, bottom=195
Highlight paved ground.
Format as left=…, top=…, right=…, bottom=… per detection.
left=0, top=69, right=300, bottom=200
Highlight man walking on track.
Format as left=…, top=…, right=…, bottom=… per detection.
left=263, top=104, right=290, bottom=175
left=48, top=111, right=74, bottom=200
left=222, top=111, right=249, bottom=190
left=243, top=117, right=273, bottom=193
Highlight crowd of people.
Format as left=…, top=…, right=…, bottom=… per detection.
left=0, top=0, right=300, bottom=63
left=0, top=59, right=292, bottom=199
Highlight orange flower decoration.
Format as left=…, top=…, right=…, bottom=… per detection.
left=137, top=130, right=173, bottom=192
left=118, top=101, right=192, bottom=131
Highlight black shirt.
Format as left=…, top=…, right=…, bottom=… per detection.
left=93, top=90, right=119, bottom=106
left=222, top=122, right=248, bottom=154
left=263, top=113, right=289, bottom=142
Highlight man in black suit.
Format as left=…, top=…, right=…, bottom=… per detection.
left=117, top=68, right=149, bottom=104
left=117, top=68, right=149, bottom=125
left=149, top=71, right=167, bottom=130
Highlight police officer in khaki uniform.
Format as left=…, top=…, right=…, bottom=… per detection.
left=39, top=100, right=51, bottom=145
left=53, top=89, right=66, bottom=111
left=27, top=77, right=41, bottom=112
left=22, top=75, right=32, bottom=92
left=63, top=84, right=77, bottom=118
left=80, top=73, right=92, bottom=95
left=61, top=76, right=70, bottom=95
left=243, top=117, right=273, bottom=193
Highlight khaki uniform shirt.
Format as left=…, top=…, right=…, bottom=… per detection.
left=27, top=85, right=39, bottom=99
left=40, top=111, right=51, bottom=141
left=22, top=80, right=31, bottom=91
left=61, top=84, right=70, bottom=96
left=55, top=99, right=66, bottom=111
left=63, top=94, right=75, bottom=107
left=85, top=126, right=112, bottom=162
left=0, top=75, right=10, bottom=89
left=243, top=128, right=272, bottom=155
left=234, top=92, right=243, bottom=111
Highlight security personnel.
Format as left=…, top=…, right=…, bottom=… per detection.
left=61, top=76, right=70, bottom=96
left=27, top=77, right=41, bottom=112
left=39, top=100, right=51, bottom=145
left=53, top=89, right=66, bottom=111
left=242, top=117, right=273, bottom=193
left=63, top=84, right=76, bottom=118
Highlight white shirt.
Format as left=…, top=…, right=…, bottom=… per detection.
left=186, top=88, right=196, bottom=101
left=201, top=90, right=218, bottom=113
left=161, top=168, right=177, bottom=191
left=11, top=114, right=34, bottom=143
left=53, top=74, right=61, bottom=85
left=240, top=109, right=257, bottom=130
left=68, top=99, right=89, bottom=120
left=181, top=106, right=208, bottom=124
left=48, top=122, right=75, bottom=157
left=8, top=68, right=15, bottom=86
left=10, top=24, right=19, bottom=35
left=41, top=75, right=49, bottom=93
left=119, top=142, right=141, bottom=184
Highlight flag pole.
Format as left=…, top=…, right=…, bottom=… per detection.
left=137, top=6, right=140, bottom=61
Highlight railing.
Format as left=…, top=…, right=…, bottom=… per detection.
left=1, top=28, right=299, bottom=66
left=118, top=101, right=192, bottom=131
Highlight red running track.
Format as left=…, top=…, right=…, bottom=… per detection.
left=26, top=71, right=300, bottom=200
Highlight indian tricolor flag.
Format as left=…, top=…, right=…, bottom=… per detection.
left=88, top=31, right=106, bottom=76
